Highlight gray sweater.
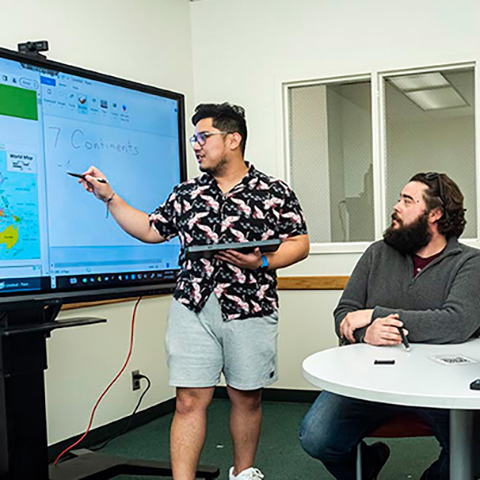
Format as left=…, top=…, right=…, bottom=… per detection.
left=334, top=237, right=480, bottom=344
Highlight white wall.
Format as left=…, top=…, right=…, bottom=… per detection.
left=190, top=0, right=480, bottom=274
left=3, top=0, right=480, bottom=445
left=46, top=297, right=173, bottom=444
left=277, top=290, right=340, bottom=389
left=0, top=0, right=195, bottom=445
left=190, top=0, right=480, bottom=382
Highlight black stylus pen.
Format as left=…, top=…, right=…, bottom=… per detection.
left=67, top=172, right=108, bottom=183
left=397, top=325, right=411, bottom=351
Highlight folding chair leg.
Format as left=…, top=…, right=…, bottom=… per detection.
left=356, top=442, right=363, bottom=480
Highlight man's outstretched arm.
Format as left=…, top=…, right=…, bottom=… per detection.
left=81, top=166, right=165, bottom=244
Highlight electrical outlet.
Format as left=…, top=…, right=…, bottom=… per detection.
left=131, top=370, right=141, bottom=391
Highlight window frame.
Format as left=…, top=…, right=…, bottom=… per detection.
left=282, top=62, right=478, bottom=254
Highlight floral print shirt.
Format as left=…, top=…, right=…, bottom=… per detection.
left=149, top=163, right=307, bottom=320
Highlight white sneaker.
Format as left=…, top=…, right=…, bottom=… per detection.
left=229, top=466, right=264, bottom=479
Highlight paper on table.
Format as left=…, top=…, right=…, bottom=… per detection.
left=430, top=354, right=479, bottom=366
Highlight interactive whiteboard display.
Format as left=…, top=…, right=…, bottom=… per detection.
left=0, top=47, right=185, bottom=303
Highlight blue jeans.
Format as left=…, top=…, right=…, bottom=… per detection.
left=299, top=392, right=450, bottom=480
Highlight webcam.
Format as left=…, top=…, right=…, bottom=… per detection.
left=17, top=40, right=49, bottom=58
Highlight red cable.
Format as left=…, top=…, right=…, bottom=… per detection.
left=53, top=296, right=142, bottom=466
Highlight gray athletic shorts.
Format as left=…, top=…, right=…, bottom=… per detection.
left=165, top=294, right=278, bottom=391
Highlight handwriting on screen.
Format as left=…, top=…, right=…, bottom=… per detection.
left=48, top=126, right=140, bottom=156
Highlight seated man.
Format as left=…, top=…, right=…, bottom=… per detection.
left=299, top=172, right=480, bottom=480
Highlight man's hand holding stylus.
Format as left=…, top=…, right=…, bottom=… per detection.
left=364, top=314, right=408, bottom=346
left=80, top=166, right=115, bottom=203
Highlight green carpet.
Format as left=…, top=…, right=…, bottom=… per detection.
left=99, top=399, right=440, bottom=479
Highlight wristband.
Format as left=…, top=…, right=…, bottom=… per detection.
left=258, top=254, right=269, bottom=271
left=105, top=192, right=116, bottom=218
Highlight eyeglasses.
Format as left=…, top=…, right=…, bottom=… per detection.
left=425, top=172, right=446, bottom=206
left=189, top=131, right=233, bottom=147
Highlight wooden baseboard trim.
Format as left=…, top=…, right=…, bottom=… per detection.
left=278, top=276, right=349, bottom=290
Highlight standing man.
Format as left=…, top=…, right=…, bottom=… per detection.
left=299, top=173, right=480, bottom=480
left=80, top=103, right=309, bottom=480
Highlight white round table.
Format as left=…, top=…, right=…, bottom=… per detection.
left=303, top=339, right=480, bottom=480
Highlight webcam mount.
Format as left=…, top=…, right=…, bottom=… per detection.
left=17, top=40, right=49, bottom=59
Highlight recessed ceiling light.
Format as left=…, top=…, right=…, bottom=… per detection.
left=389, top=73, right=450, bottom=91
left=404, top=87, right=468, bottom=111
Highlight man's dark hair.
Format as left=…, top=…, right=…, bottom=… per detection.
left=410, top=172, right=466, bottom=238
left=192, top=103, right=248, bottom=155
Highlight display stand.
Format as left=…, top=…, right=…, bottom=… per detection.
left=50, top=448, right=219, bottom=479
left=0, top=303, right=219, bottom=479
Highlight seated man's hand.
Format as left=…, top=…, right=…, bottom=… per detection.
left=364, top=314, right=407, bottom=346
left=340, top=309, right=374, bottom=343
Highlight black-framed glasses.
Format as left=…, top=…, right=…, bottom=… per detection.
left=189, top=131, right=233, bottom=147
left=425, top=172, right=446, bottom=206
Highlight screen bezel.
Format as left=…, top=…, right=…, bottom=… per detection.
left=0, top=46, right=186, bottom=306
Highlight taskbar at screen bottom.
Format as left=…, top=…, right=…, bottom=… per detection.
left=0, top=276, right=45, bottom=294
left=55, top=269, right=178, bottom=291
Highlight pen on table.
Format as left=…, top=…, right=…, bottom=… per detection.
left=397, top=325, right=411, bottom=351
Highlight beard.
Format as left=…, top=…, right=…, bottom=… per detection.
left=383, top=211, right=432, bottom=255
left=199, top=156, right=228, bottom=176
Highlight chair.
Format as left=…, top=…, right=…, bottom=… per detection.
left=356, top=412, right=433, bottom=479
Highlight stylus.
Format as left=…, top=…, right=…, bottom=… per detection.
left=67, top=172, right=107, bottom=183
left=397, top=325, right=411, bottom=351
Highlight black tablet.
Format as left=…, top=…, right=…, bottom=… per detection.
left=185, top=239, right=281, bottom=260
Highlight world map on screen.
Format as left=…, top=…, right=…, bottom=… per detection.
left=0, top=150, right=41, bottom=260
